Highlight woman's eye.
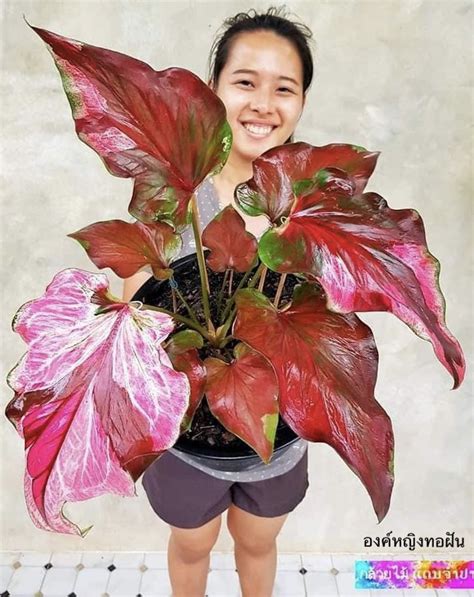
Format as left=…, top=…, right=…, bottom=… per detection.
left=278, top=87, right=294, bottom=94
left=237, top=80, right=253, bottom=87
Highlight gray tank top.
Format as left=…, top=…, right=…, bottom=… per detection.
left=167, top=177, right=308, bottom=481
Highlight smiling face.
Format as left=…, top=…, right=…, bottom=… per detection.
left=214, top=30, right=305, bottom=165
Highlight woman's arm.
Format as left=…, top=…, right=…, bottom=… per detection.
left=122, top=270, right=153, bottom=302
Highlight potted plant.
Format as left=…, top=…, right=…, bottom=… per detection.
left=5, top=23, right=465, bottom=537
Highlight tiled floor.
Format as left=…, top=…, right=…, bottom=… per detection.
left=0, top=551, right=472, bottom=597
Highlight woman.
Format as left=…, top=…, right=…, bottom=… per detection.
left=123, top=8, right=314, bottom=596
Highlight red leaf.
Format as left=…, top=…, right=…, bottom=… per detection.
left=30, top=24, right=232, bottom=229
left=69, top=219, right=181, bottom=279
left=258, top=166, right=465, bottom=389
left=204, top=343, right=279, bottom=463
left=235, top=142, right=379, bottom=223
left=233, top=284, right=394, bottom=521
left=202, top=206, right=258, bottom=272
left=165, top=331, right=207, bottom=432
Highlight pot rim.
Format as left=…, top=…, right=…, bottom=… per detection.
left=172, top=432, right=301, bottom=461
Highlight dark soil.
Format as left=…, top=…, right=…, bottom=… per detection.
left=132, top=252, right=301, bottom=457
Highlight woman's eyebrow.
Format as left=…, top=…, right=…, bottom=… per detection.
left=231, top=68, right=299, bottom=86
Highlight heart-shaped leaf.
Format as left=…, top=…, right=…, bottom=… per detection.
left=69, top=219, right=181, bottom=279
left=202, top=206, right=258, bottom=272
left=233, top=284, right=394, bottom=522
left=204, top=343, right=279, bottom=463
left=6, top=269, right=189, bottom=535
left=30, top=24, right=232, bottom=229
left=235, top=142, right=379, bottom=223
left=165, top=330, right=206, bottom=433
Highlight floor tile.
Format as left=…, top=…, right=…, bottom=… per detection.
left=331, top=554, right=359, bottom=572
left=206, top=569, right=240, bottom=595
left=368, top=589, right=410, bottom=597
left=143, top=552, right=168, bottom=569
left=112, top=552, right=145, bottom=568
left=140, top=568, right=172, bottom=596
left=305, top=570, right=339, bottom=596
left=429, top=592, right=472, bottom=597
left=401, top=592, right=437, bottom=597
left=336, top=570, right=370, bottom=596
left=1, top=565, right=14, bottom=591
left=74, top=567, right=110, bottom=594
left=106, top=567, right=142, bottom=595
left=301, top=553, right=333, bottom=572
left=80, top=552, right=114, bottom=568
left=0, top=553, right=21, bottom=566
left=277, top=553, right=303, bottom=571
left=41, top=567, right=77, bottom=595
left=273, top=570, right=306, bottom=596
left=7, top=566, right=46, bottom=594
left=50, top=552, right=83, bottom=567
left=18, top=552, right=52, bottom=567
left=210, top=552, right=236, bottom=570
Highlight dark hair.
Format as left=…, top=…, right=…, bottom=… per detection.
left=208, top=6, right=315, bottom=94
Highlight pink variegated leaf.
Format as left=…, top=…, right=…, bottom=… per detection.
left=202, top=206, right=258, bottom=272
left=233, top=284, right=394, bottom=521
left=6, top=269, right=189, bottom=535
left=30, top=24, right=232, bottom=230
left=255, top=164, right=465, bottom=389
left=68, top=219, right=181, bottom=280
left=235, top=142, right=379, bottom=223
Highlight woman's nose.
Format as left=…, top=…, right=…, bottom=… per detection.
left=249, top=88, right=274, bottom=113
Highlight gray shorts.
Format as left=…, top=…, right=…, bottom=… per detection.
left=142, top=449, right=309, bottom=529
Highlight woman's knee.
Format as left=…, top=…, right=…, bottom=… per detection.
left=227, top=505, right=287, bottom=556
left=169, top=513, right=222, bottom=561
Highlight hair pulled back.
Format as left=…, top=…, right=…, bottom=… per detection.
left=208, top=6, right=315, bottom=94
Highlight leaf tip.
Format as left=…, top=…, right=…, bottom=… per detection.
left=68, top=233, right=90, bottom=250
left=80, top=524, right=94, bottom=538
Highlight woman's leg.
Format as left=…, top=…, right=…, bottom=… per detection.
left=227, top=503, right=288, bottom=597
left=168, top=513, right=222, bottom=597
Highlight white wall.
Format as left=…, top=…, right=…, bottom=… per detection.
left=1, top=0, right=472, bottom=553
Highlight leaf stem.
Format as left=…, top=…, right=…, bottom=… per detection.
left=273, top=273, right=287, bottom=308
left=141, top=303, right=210, bottom=340
left=173, top=284, right=201, bottom=326
left=258, top=266, right=268, bottom=292
left=219, top=264, right=256, bottom=323
left=190, top=194, right=212, bottom=331
left=171, top=287, right=178, bottom=312
left=217, top=262, right=267, bottom=344
left=216, top=269, right=230, bottom=317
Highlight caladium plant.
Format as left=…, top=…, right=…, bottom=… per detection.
left=6, top=23, right=465, bottom=536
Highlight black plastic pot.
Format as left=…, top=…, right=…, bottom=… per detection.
left=132, top=252, right=300, bottom=467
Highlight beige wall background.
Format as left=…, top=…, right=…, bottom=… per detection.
left=1, top=0, right=472, bottom=554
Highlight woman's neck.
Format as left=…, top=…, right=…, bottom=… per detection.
left=210, top=152, right=269, bottom=239
left=212, top=153, right=253, bottom=206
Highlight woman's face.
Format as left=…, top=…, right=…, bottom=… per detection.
left=214, top=30, right=305, bottom=164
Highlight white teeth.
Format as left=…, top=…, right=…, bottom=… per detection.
left=243, top=123, right=274, bottom=136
